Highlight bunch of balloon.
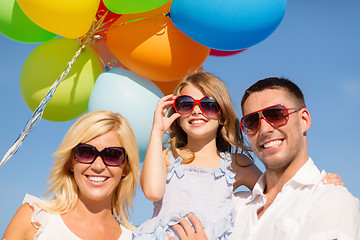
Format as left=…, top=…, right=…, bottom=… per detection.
left=10, top=0, right=122, bottom=122
left=106, top=1, right=210, bottom=82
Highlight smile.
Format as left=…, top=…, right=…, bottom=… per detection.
left=262, top=139, right=283, bottom=149
left=189, top=119, right=207, bottom=125
left=86, top=176, right=109, bottom=183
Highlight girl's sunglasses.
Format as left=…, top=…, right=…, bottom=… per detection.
left=73, top=143, right=126, bottom=166
left=173, top=95, right=221, bottom=116
left=240, top=104, right=302, bottom=136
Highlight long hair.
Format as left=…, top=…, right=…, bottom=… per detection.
left=168, top=71, right=251, bottom=164
left=37, top=111, right=139, bottom=230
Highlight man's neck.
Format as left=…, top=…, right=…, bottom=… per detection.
left=257, top=154, right=309, bottom=219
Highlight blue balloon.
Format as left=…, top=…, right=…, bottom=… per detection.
left=170, top=0, right=287, bottom=50
left=88, top=68, right=164, bottom=162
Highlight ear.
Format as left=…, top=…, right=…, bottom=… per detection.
left=300, top=108, right=311, bottom=134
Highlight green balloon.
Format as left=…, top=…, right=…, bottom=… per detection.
left=20, top=38, right=103, bottom=122
left=103, top=0, right=169, bottom=14
left=0, top=0, right=56, bottom=43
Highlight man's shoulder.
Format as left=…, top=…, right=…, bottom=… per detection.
left=311, top=184, right=359, bottom=210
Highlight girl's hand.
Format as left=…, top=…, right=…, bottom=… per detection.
left=152, top=94, right=181, bottom=135
left=322, top=172, right=345, bottom=187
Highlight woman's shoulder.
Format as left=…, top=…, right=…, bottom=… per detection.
left=2, top=198, right=38, bottom=239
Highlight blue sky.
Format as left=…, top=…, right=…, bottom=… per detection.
left=1, top=0, right=359, bottom=234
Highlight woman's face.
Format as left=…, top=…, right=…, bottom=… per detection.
left=72, top=130, right=126, bottom=204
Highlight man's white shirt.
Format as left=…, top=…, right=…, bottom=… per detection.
left=230, top=158, right=360, bottom=240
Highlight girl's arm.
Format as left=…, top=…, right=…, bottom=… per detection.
left=3, top=203, right=37, bottom=240
left=231, top=153, right=262, bottom=191
left=140, top=95, right=180, bottom=202
left=231, top=154, right=346, bottom=191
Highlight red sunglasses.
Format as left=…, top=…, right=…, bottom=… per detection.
left=173, top=95, right=221, bottom=116
left=73, top=143, right=126, bottom=166
left=240, top=104, right=302, bottom=136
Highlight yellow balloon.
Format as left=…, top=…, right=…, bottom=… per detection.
left=17, top=0, right=100, bottom=38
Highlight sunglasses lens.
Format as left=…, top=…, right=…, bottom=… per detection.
left=241, top=105, right=290, bottom=135
left=74, top=145, right=96, bottom=164
left=175, top=96, right=194, bottom=114
left=241, top=113, right=260, bottom=135
left=102, top=148, right=125, bottom=166
left=263, top=106, right=288, bottom=127
left=200, top=97, right=221, bottom=115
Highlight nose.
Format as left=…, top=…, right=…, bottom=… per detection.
left=191, top=103, right=202, bottom=115
left=257, top=117, right=274, bottom=135
left=91, top=156, right=106, bottom=172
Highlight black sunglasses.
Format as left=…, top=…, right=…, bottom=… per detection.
left=240, top=104, right=302, bottom=136
left=73, top=143, right=126, bottom=166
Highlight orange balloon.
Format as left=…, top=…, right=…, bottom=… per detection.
left=106, top=3, right=210, bottom=81
left=152, top=79, right=181, bottom=95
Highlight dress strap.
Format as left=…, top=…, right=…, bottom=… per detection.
left=23, top=194, right=51, bottom=230
left=215, top=152, right=235, bottom=186
left=166, top=149, right=184, bottom=182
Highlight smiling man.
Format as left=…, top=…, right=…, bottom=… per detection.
left=230, top=77, right=360, bottom=239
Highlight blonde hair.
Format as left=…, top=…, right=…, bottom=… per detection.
left=168, top=71, right=251, bottom=164
left=37, top=111, right=139, bottom=230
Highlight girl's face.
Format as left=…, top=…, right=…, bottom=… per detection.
left=178, top=85, right=220, bottom=143
left=72, top=130, right=125, bottom=205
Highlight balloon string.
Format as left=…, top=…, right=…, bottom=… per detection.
left=0, top=11, right=109, bottom=169
left=112, top=12, right=170, bottom=29
left=0, top=43, right=88, bottom=168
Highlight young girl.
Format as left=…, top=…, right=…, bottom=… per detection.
left=133, top=72, right=343, bottom=239
left=3, top=111, right=139, bottom=240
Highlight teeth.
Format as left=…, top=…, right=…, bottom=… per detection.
left=191, top=120, right=205, bottom=124
left=87, top=176, right=108, bottom=182
left=263, top=140, right=282, bottom=149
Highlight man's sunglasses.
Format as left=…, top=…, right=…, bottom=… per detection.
left=73, top=143, right=126, bottom=166
left=173, top=95, right=221, bottom=116
left=240, top=104, right=302, bottom=136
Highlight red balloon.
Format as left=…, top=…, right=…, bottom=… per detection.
left=209, top=49, right=246, bottom=57
left=97, top=0, right=121, bottom=31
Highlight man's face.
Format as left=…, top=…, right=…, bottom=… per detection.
left=242, top=89, right=310, bottom=172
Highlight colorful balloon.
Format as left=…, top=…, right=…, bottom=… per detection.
left=209, top=49, right=247, bottom=57
left=103, top=0, right=169, bottom=14
left=107, top=2, right=210, bottom=81
left=97, top=0, right=121, bottom=31
left=20, top=38, right=103, bottom=122
left=91, top=39, right=125, bottom=71
left=17, top=0, right=100, bottom=38
left=152, top=79, right=181, bottom=95
left=88, top=67, right=164, bottom=161
left=0, top=0, right=55, bottom=42
left=170, top=0, right=287, bottom=50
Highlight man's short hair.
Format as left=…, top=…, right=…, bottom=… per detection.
left=241, top=77, right=306, bottom=110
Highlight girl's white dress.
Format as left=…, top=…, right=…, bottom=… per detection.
left=23, top=194, right=133, bottom=239
left=133, top=150, right=236, bottom=240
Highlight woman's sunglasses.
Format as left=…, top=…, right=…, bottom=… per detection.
left=73, top=143, right=126, bottom=166
left=240, top=104, right=302, bottom=136
left=173, top=95, right=221, bottom=116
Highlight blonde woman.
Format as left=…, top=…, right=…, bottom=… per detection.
left=3, top=111, right=139, bottom=240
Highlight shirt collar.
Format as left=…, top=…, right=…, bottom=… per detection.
left=247, top=157, right=326, bottom=203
